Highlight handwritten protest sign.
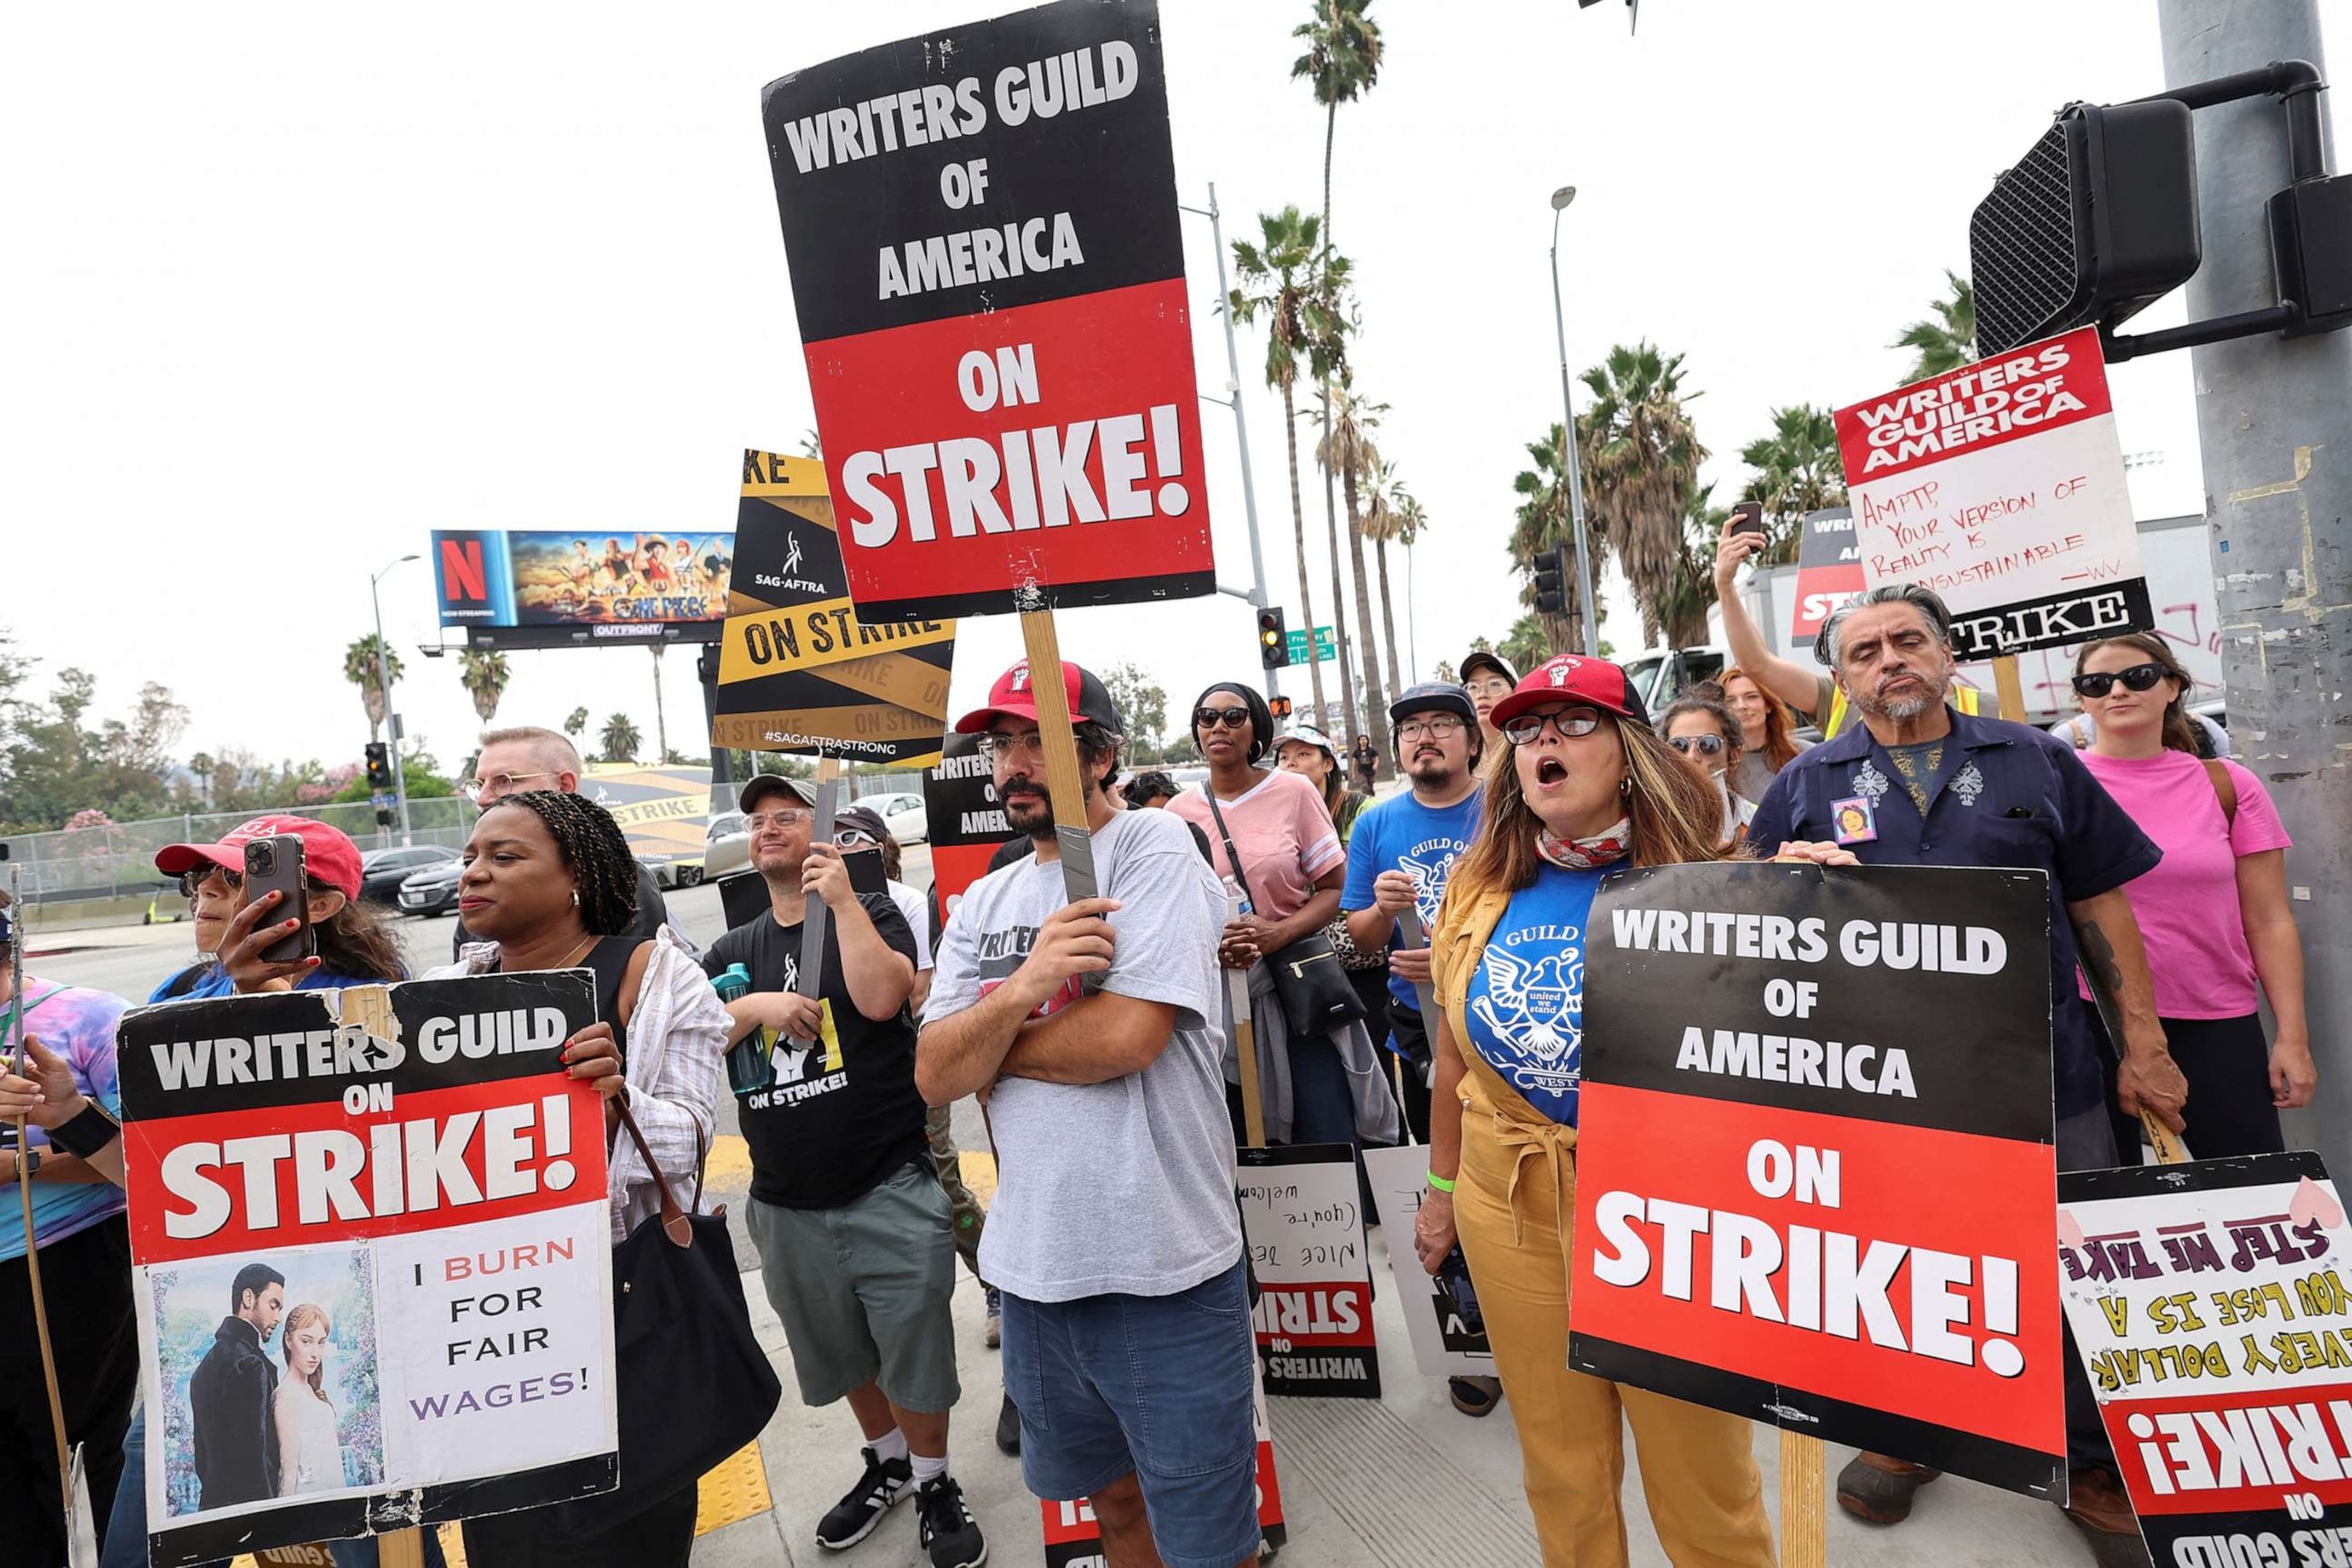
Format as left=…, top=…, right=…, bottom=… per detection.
left=1569, top=861, right=2066, bottom=1499
left=2059, top=1152, right=2352, bottom=1565
left=761, top=0, right=1214, bottom=623
left=1364, top=1144, right=1494, bottom=1378
left=119, top=976, right=616, bottom=1566
left=1834, top=326, right=2148, bottom=660
left=1236, top=1144, right=1378, bottom=1399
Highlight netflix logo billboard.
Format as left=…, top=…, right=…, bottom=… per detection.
left=1567, top=862, right=2068, bottom=1500
left=762, top=0, right=1214, bottom=624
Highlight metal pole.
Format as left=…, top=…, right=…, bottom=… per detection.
left=1187, top=183, right=1279, bottom=699
left=1549, top=199, right=1602, bottom=658
left=2158, top=0, right=2348, bottom=1168
left=1406, top=541, right=1419, bottom=681
left=371, top=561, right=415, bottom=847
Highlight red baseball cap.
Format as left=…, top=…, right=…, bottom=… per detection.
left=154, top=815, right=366, bottom=900
left=953, top=659, right=1125, bottom=735
left=1488, top=654, right=1651, bottom=732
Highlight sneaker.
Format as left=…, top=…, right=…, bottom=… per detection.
left=984, top=1285, right=1003, bottom=1350
left=814, top=1446, right=912, bottom=1550
left=917, top=1475, right=989, bottom=1568
left=995, top=1390, right=1021, bottom=1455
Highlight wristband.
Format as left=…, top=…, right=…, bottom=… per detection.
left=1425, top=1171, right=1456, bottom=1194
left=47, top=1102, right=122, bottom=1160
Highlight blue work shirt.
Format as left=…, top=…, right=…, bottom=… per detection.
left=1749, top=704, right=2160, bottom=1119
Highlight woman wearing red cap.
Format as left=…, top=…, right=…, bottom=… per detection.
left=149, top=817, right=407, bottom=1000
left=1413, top=655, right=1775, bottom=1566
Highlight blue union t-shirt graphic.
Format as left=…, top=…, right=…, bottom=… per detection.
left=1341, top=788, right=1481, bottom=1018
left=1463, top=864, right=1607, bottom=1125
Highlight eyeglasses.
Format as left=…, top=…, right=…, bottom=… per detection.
left=462, top=771, right=558, bottom=803
left=1668, top=733, right=1728, bottom=756
left=2071, top=663, right=2168, bottom=699
left=1464, top=677, right=1513, bottom=698
left=1194, top=706, right=1253, bottom=730
left=834, top=828, right=880, bottom=849
left=181, top=866, right=244, bottom=898
left=1501, top=706, right=1602, bottom=746
left=976, top=730, right=1046, bottom=761
left=745, top=808, right=812, bottom=831
left=1396, top=715, right=1467, bottom=743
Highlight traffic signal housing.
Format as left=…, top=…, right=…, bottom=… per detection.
left=1531, top=546, right=1570, bottom=616
left=364, top=741, right=394, bottom=792
left=1269, top=695, right=1294, bottom=721
left=1257, top=607, right=1290, bottom=670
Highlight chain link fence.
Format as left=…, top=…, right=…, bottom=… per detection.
left=2, top=799, right=480, bottom=909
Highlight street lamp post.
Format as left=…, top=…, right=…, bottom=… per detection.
left=1182, top=182, right=1279, bottom=699
left=1547, top=186, right=1602, bottom=658
left=371, top=554, right=421, bottom=846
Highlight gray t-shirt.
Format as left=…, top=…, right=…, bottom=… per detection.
left=925, top=808, right=1240, bottom=1303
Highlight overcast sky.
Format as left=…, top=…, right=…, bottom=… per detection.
left=6, top=0, right=2339, bottom=781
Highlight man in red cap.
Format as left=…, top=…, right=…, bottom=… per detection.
left=919, top=659, right=1263, bottom=1568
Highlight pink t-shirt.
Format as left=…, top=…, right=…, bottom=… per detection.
left=2077, top=750, right=2292, bottom=1018
left=1168, top=767, right=1344, bottom=923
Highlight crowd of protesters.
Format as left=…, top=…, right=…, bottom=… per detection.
left=1, top=535, right=2322, bottom=1567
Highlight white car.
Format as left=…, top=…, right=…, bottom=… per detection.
left=704, top=812, right=752, bottom=880
left=855, top=790, right=929, bottom=845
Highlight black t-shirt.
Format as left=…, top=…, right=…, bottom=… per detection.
left=701, top=892, right=926, bottom=1210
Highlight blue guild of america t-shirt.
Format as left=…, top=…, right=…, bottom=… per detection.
left=1462, top=863, right=1607, bottom=1125
left=1340, top=787, right=1481, bottom=1032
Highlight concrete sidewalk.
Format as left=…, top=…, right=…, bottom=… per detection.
left=691, top=1221, right=2095, bottom=1568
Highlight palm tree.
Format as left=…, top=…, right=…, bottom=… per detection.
left=564, top=707, right=589, bottom=740
left=649, top=646, right=669, bottom=767
left=458, top=648, right=511, bottom=726
left=1361, top=462, right=1418, bottom=701
left=343, top=635, right=403, bottom=742
left=1737, top=404, right=1847, bottom=566
left=1231, top=206, right=1347, bottom=728
left=1646, top=483, right=1727, bottom=649
left=1893, top=270, right=1977, bottom=382
left=1576, top=341, right=1708, bottom=648
left=597, top=713, right=642, bottom=765
left=1317, top=377, right=1387, bottom=770
left=1498, top=614, right=1549, bottom=674
left=1511, top=423, right=1609, bottom=656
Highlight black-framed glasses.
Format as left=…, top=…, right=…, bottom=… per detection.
left=1194, top=706, right=1253, bottom=730
left=1668, top=733, right=1728, bottom=757
left=1396, top=715, right=1467, bottom=743
left=180, top=866, right=244, bottom=898
left=2071, top=663, right=2167, bottom=699
left=1501, top=706, right=1602, bottom=746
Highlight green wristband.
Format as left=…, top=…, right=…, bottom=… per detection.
left=1425, top=1171, right=1456, bottom=1194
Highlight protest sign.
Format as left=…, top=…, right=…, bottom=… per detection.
left=580, top=763, right=710, bottom=883
left=1038, top=1376, right=1286, bottom=1566
left=1785, top=506, right=1862, bottom=645
left=1567, top=861, right=2067, bottom=1499
left=713, top=449, right=956, bottom=767
left=1834, top=326, right=2148, bottom=660
left=2057, top=1152, right=2352, bottom=1563
left=923, top=732, right=1016, bottom=920
left=1237, top=1144, right=1378, bottom=1399
left=1363, top=1144, right=1495, bottom=1378
left=117, top=975, right=616, bottom=1566
left=762, top=0, right=1214, bottom=623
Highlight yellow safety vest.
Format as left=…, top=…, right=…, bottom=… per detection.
left=1821, top=682, right=1982, bottom=740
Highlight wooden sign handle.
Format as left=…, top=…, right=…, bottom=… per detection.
left=1991, top=655, right=2027, bottom=724
left=1780, top=1430, right=1828, bottom=1568
left=1227, top=901, right=1266, bottom=1149
left=1015, top=609, right=1095, bottom=870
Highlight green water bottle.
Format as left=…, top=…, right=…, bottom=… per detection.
left=714, top=963, right=773, bottom=1096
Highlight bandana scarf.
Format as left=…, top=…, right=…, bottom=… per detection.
left=1535, top=818, right=1632, bottom=870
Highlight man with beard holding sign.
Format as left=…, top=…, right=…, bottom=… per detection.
left=1748, top=583, right=2188, bottom=1554
left=919, top=660, right=1259, bottom=1568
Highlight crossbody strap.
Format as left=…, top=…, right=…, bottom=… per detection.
left=2201, top=758, right=2239, bottom=830
left=1199, top=785, right=1260, bottom=910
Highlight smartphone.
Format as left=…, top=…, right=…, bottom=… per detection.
left=243, top=835, right=315, bottom=965
left=1437, top=1245, right=1485, bottom=1338
left=1731, top=500, right=1766, bottom=538
left=844, top=848, right=888, bottom=900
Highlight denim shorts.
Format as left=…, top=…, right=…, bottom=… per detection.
left=1001, top=1256, right=1260, bottom=1568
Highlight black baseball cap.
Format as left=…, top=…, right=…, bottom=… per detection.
left=738, top=773, right=819, bottom=813
left=834, top=804, right=891, bottom=843
left=1389, top=681, right=1478, bottom=727
left=1460, top=651, right=1517, bottom=685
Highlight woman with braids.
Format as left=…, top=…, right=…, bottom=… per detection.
left=1413, top=655, right=1782, bottom=1566
left=429, top=789, right=725, bottom=1568
left=150, top=817, right=408, bottom=999
left=2069, top=632, right=2314, bottom=1156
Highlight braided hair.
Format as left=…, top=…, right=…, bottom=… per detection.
left=488, top=790, right=640, bottom=936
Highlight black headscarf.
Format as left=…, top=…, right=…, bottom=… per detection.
left=1189, top=681, right=1276, bottom=766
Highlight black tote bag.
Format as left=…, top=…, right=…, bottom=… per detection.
left=1202, top=789, right=1364, bottom=1037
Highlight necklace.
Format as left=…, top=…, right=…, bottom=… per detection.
left=501, top=933, right=598, bottom=974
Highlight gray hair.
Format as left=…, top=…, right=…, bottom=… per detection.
left=1813, top=584, right=1955, bottom=668
left=476, top=725, right=584, bottom=779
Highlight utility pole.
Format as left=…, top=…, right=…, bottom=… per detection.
left=1548, top=187, right=1602, bottom=658
left=370, top=554, right=420, bottom=848
left=2157, top=0, right=2350, bottom=1165
left=1184, top=183, right=1279, bottom=700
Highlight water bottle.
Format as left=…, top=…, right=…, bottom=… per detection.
left=1223, top=874, right=1253, bottom=920
left=714, top=963, right=773, bottom=1096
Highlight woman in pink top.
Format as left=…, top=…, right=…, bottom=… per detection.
left=2071, top=633, right=2313, bottom=1155
left=1169, top=682, right=1400, bottom=1154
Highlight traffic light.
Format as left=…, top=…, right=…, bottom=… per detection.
left=1269, top=695, right=1294, bottom=721
left=364, top=741, right=393, bottom=792
left=1531, top=546, right=1570, bottom=616
left=1257, top=607, right=1290, bottom=670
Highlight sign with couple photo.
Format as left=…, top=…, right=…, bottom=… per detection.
left=116, top=974, right=619, bottom=1566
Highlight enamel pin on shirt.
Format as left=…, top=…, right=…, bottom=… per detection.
left=1831, top=795, right=1880, bottom=845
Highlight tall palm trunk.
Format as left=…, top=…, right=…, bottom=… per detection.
left=1372, top=535, right=1403, bottom=696
left=1342, top=464, right=1385, bottom=779
left=1315, top=99, right=1358, bottom=748
left=1281, top=383, right=1328, bottom=724
left=650, top=646, right=669, bottom=763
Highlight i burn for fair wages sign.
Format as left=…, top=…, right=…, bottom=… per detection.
left=763, top=0, right=1214, bottom=624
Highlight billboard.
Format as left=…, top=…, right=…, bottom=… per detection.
left=432, top=531, right=735, bottom=648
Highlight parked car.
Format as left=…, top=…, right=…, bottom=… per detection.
left=360, top=845, right=456, bottom=906
left=856, top=790, right=929, bottom=844
left=705, top=812, right=751, bottom=880
left=397, top=858, right=464, bottom=918
left=643, top=851, right=704, bottom=890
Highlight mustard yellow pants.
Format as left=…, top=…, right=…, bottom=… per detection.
left=1455, top=1104, right=1777, bottom=1567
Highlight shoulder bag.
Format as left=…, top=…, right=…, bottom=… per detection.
left=1202, top=789, right=1364, bottom=1037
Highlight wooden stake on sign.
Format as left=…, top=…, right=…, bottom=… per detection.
left=1780, top=1431, right=1829, bottom=1568
left=7, top=864, right=73, bottom=1529
left=1992, top=655, right=2028, bottom=723
left=1227, top=903, right=1267, bottom=1149
left=792, top=756, right=844, bottom=1045
left=1014, top=610, right=1095, bottom=886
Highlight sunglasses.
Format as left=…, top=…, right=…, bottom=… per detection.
left=2071, top=663, right=2168, bottom=699
left=1668, top=733, right=1728, bottom=756
left=834, top=828, right=880, bottom=849
left=1500, top=706, right=1602, bottom=746
left=1194, top=706, right=1253, bottom=730
left=180, top=866, right=245, bottom=898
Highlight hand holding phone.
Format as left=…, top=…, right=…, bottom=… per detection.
left=1731, top=500, right=1766, bottom=538
left=244, top=835, right=315, bottom=966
